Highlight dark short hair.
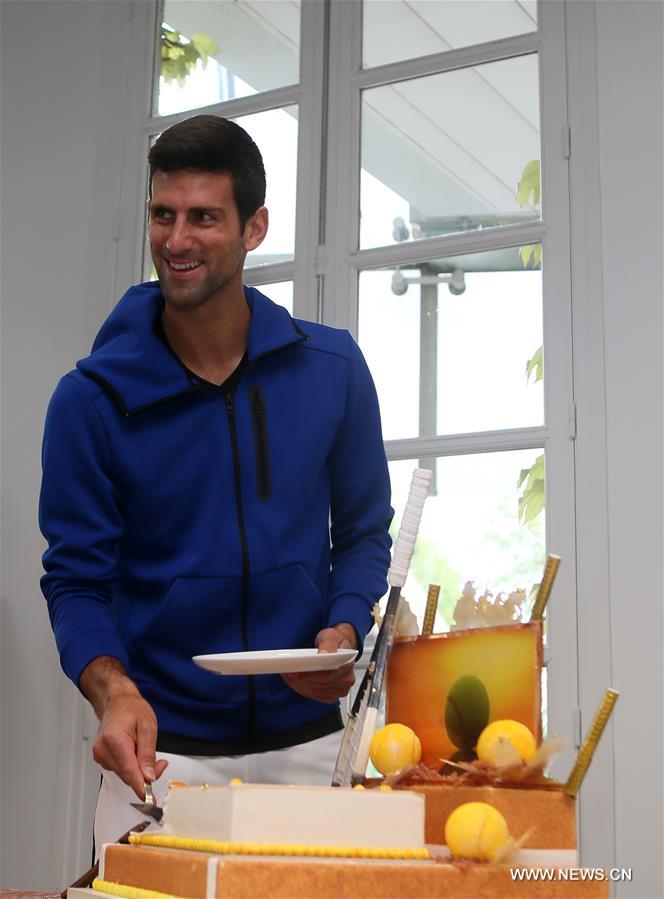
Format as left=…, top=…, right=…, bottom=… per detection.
left=148, top=115, right=266, bottom=227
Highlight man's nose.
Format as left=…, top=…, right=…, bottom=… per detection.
left=165, top=217, right=194, bottom=256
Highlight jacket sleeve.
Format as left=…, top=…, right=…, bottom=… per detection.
left=326, top=335, right=393, bottom=651
left=39, top=373, right=129, bottom=685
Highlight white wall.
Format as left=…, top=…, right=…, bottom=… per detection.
left=0, top=0, right=661, bottom=894
left=570, top=2, right=663, bottom=896
left=0, top=0, right=151, bottom=888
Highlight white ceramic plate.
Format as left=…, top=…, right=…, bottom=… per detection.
left=193, top=648, right=358, bottom=675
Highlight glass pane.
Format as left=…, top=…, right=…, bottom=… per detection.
left=386, top=451, right=545, bottom=632
left=240, top=107, right=298, bottom=267
left=143, top=250, right=156, bottom=283
left=363, top=0, right=537, bottom=69
left=158, top=1, right=300, bottom=116
left=252, top=281, right=293, bottom=314
left=358, top=247, right=544, bottom=439
left=360, top=55, right=541, bottom=249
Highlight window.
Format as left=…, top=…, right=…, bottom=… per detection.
left=142, top=0, right=305, bottom=303
left=139, top=0, right=576, bottom=740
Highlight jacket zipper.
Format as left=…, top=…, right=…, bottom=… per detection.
left=224, top=390, right=255, bottom=742
left=249, top=386, right=271, bottom=501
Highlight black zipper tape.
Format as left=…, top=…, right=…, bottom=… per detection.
left=249, top=385, right=272, bottom=501
left=224, top=390, right=255, bottom=741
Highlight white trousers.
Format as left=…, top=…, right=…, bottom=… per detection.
left=93, top=729, right=343, bottom=857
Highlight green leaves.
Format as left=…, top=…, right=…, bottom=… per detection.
left=525, top=345, right=543, bottom=383
left=191, top=32, right=218, bottom=65
left=517, top=159, right=542, bottom=269
left=519, top=348, right=544, bottom=524
left=516, top=149, right=545, bottom=526
left=519, top=243, right=542, bottom=269
left=517, top=159, right=541, bottom=208
left=517, top=453, right=545, bottom=524
left=160, top=24, right=219, bottom=88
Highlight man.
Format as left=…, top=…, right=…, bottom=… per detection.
left=40, top=115, right=392, bottom=848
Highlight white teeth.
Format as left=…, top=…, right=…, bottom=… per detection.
left=170, top=260, right=201, bottom=271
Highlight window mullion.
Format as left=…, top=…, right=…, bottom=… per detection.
left=145, top=85, right=303, bottom=133
left=533, top=0, right=579, bottom=781
left=322, top=0, right=362, bottom=333
left=150, top=0, right=165, bottom=117
left=354, top=31, right=541, bottom=90
left=386, top=426, right=547, bottom=462
left=349, top=222, right=548, bottom=272
left=242, top=261, right=296, bottom=288
left=292, top=0, right=328, bottom=322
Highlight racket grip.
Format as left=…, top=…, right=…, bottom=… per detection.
left=388, top=469, right=432, bottom=589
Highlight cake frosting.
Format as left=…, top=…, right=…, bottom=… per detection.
left=153, top=782, right=426, bottom=851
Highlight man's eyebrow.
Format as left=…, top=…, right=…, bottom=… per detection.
left=147, top=201, right=227, bottom=214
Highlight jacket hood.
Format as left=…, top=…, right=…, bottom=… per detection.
left=77, top=282, right=307, bottom=414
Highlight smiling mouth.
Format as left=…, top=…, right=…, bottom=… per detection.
left=167, top=259, right=203, bottom=272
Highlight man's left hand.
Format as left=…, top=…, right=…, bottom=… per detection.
left=281, top=623, right=357, bottom=703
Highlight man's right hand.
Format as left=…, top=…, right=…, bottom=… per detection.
left=80, top=656, right=168, bottom=799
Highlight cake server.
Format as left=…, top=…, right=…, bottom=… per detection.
left=331, top=467, right=432, bottom=787
left=130, top=780, right=164, bottom=823
left=129, top=801, right=164, bottom=822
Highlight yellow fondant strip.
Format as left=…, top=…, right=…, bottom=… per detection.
left=128, top=833, right=430, bottom=860
left=92, top=877, right=185, bottom=899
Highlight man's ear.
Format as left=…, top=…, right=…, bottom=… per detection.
left=243, top=206, right=269, bottom=251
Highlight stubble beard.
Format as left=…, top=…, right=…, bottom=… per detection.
left=160, top=269, right=215, bottom=310
left=153, top=251, right=246, bottom=312
left=155, top=263, right=236, bottom=311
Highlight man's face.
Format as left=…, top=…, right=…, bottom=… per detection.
left=148, top=169, right=267, bottom=310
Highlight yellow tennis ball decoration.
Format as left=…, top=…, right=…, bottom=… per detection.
left=445, top=802, right=510, bottom=861
left=369, top=723, right=422, bottom=775
left=476, top=719, right=537, bottom=767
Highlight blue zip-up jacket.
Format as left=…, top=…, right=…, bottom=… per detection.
left=40, top=283, right=393, bottom=749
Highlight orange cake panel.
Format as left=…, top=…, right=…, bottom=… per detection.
left=100, top=845, right=607, bottom=898
left=102, top=844, right=210, bottom=897
left=214, top=858, right=607, bottom=898
left=387, top=623, right=543, bottom=765
left=395, top=784, right=576, bottom=848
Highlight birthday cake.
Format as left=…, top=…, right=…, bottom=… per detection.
left=83, top=781, right=608, bottom=899
left=78, top=560, right=613, bottom=898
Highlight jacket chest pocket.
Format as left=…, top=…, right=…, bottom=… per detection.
left=249, top=385, right=271, bottom=501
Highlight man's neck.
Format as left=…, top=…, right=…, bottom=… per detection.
left=161, top=289, right=251, bottom=387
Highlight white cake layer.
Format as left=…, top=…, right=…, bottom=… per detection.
left=161, top=784, right=426, bottom=849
